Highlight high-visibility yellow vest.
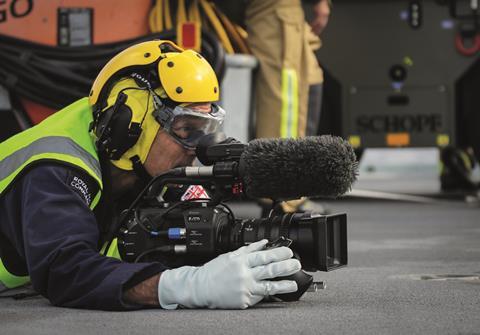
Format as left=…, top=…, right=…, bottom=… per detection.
left=0, top=98, right=109, bottom=290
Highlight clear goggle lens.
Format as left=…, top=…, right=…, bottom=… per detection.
left=154, top=103, right=225, bottom=149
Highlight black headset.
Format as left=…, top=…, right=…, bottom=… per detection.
left=92, top=69, right=164, bottom=161
left=92, top=83, right=155, bottom=182
left=94, top=89, right=142, bottom=161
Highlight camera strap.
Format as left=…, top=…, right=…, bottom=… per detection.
left=130, top=155, right=152, bottom=184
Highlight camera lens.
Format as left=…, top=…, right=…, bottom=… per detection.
left=217, top=212, right=347, bottom=271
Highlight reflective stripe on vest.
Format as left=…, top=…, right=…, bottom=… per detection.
left=0, top=98, right=103, bottom=199
left=0, top=136, right=101, bottom=194
left=0, top=258, right=29, bottom=290
left=0, top=98, right=110, bottom=290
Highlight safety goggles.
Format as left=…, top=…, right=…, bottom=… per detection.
left=152, top=99, right=225, bottom=149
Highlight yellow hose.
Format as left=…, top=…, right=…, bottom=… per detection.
left=148, top=0, right=246, bottom=54
left=164, top=0, right=172, bottom=30
left=199, top=0, right=234, bottom=54
left=177, top=0, right=187, bottom=24
left=149, top=0, right=164, bottom=32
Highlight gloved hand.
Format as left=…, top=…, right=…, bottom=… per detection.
left=158, top=239, right=301, bottom=309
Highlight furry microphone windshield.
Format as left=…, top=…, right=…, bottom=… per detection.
left=239, top=135, right=358, bottom=199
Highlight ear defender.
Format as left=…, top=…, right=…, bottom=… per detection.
left=94, top=91, right=142, bottom=160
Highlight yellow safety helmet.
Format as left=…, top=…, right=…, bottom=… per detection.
left=89, top=40, right=221, bottom=171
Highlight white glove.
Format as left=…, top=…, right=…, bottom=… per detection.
left=158, top=239, right=301, bottom=309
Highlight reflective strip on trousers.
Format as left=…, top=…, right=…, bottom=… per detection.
left=281, top=68, right=299, bottom=138
left=0, top=136, right=101, bottom=188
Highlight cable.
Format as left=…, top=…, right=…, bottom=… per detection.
left=455, top=32, right=480, bottom=56
left=134, top=245, right=174, bottom=262
left=198, top=0, right=234, bottom=54
left=102, top=168, right=186, bottom=256
left=148, top=0, right=249, bottom=55
left=446, top=0, right=480, bottom=56
left=0, top=31, right=225, bottom=110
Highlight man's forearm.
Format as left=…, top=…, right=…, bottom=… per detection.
left=123, top=273, right=161, bottom=306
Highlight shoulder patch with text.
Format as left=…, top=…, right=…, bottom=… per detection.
left=67, top=173, right=97, bottom=206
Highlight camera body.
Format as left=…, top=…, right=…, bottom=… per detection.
left=118, top=201, right=231, bottom=266
left=118, top=198, right=348, bottom=272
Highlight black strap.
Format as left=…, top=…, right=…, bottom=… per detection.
left=101, top=156, right=151, bottom=255
left=96, top=153, right=116, bottom=248
left=130, top=155, right=152, bottom=185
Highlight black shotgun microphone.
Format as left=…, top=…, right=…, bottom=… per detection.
left=239, top=136, right=358, bottom=199
left=196, top=135, right=358, bottom=200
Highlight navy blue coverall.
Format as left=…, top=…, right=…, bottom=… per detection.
left=0, top=163, right=167, bottom=310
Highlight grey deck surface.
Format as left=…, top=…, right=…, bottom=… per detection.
left=1, top=149, right=480, bottom=335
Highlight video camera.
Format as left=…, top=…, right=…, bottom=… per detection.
left=115, top=135, right=356, bottom=301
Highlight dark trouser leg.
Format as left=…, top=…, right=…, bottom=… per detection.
left=306, top=83, right=323, bottom=136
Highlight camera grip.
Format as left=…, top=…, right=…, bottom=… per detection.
left=272, top=269, right=313, bottom=302
left=264, top=237, right=313, bottom=302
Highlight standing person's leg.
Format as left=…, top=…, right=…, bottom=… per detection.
left=304, top=20, right=324, bottom=136
left=247, top=0, right=327, bottom=214
left=246, top=0, right=309, bottom=139
left=306, top=84, right=323, bottom=136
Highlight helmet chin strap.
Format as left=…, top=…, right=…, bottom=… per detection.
left=130, top=155, right=152, bottom=185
